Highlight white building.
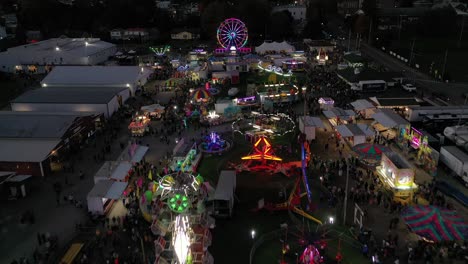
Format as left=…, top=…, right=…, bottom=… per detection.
left=40, top=66, right=152, bottom=95
left=11, top=86, right=130, bottom=118
left=0, top=38, right=116, bottom=73
left=171, top=29, right=200, bottom=40
left=272, top=5, right=307, bottom=20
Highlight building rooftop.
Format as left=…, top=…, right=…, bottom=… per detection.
left=0, top=138, right=60, bottom=162
left=0, top=112, right=88, bottom=138
left=12, top=86, right=128, bottom=104
left=41, top=66, right=148, bottom=87
left=0, top=38, right=115, bottom=65
left=373, top=97, right=420, bottom=107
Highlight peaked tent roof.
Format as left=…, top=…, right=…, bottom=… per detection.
left=255, top=41, right=295, bottom=54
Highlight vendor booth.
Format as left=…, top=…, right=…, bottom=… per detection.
left=140, top=104, right=165, bottom=119
left=323, top=107, right=356, bottom=126
left=372, top=109, right=409, bottom=141
left=336, top=124, right=375, bottom=146
left=117, top=143, right=149, bottom=163
left=94, top=161, right=133, bottom=184
left=376, top=152, right=417, bottom=204
left=318, top=97, right=334, bottom=110
left=87, top=180, right=128, bottom=215
left=5, top=174, right=32, bottom=199
left=128, top=114, right=150, bottom=137
left=298, top=116, right=325, bottom=140
left=350, top=99, right=376, bottom=119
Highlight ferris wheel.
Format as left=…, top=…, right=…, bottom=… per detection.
left=217, top=18, right=248, bottom=50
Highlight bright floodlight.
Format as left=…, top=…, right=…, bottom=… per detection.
left=230, top=45, right=236, bottom=51
left=85, top=41, right=89, bottom=46
left=251, top=229, right=256, bottom=239
left=55, top=46, right=60, bottom=51
left=329, top=216, right=334, bottom=224
left=173, top=215, right=191, bottom=264
left=126, top=83, right=130, bottom=87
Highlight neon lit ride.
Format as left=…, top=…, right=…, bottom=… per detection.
left=240, top=136, right=282, bottom=171
left=299, top=244, right=324, bottom=264
left=216, top=18, right=251, bottom=53
left=198, top=131, right=231, bottom=154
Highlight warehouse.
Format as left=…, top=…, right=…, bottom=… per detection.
left=40, top=66, right=152, bottom=95
left=0, top=38, right=116, bottom=73
left=11, top=86, right=130, bottom=118
left=0, top=112, right=102, bottom=176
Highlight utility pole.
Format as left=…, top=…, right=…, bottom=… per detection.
left=458, top=15, right=466, bottom=48
left=347, top=29, right=352, bottom=52
left=343, top=162, right=350, bottom=225
left=409, top=39, right=416, bottom=66
left=367, top=18, right=373, bottom=44
left=398, top=15, right=403, bottom=40
left=441, top=49, right=449, bottom=80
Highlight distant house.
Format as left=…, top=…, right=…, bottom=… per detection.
left=110, top=29, right=124, bottom=40
left=171, top=28, right=200, bottom=40
left=272, top=5, right=307, bottom=20
left=336, top=0, right=360, bottom=16
left=110, top=28, right=149, bottom=40
left=0, top=26, right=6, bottom=40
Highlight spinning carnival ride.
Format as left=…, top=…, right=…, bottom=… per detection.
left=198, top=132, right=231, bottom=154
left=216, top=18, right=251, bottom=53
left=149, top=172, right=215, bottom=264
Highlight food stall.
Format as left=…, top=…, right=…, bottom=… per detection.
left=128, top=114, right=150, bottom=137
left=318, top=97, right=334, bottom=110
left=323, top=107, right=356, bottom=127
left=94, top=161, right=133, bottom=184
left=141, top=104, right=165, bottom=119
left=335, top=124, right=375, bottom=146
left=350, top=99, right=376, bottom=119
left=87, top=180, right=129, bottom=215
left=298, top=116, right=325, bottom=140
left=376, top=152, right=417, bottom=204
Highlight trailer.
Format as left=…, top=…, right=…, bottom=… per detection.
left=439, top=146, right=468, bottom=186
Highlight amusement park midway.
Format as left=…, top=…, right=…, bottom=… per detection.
left=1, top=16, right=468, bottom=264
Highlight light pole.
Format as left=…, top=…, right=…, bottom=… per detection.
left=457, top=93, right=468, bottom=126
left=343, top=161, right=350, bottom=225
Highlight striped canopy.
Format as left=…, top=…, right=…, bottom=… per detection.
left=402, top=205, right=468, bottom=242
left=351, top=143, right=389, bottom=159
left=191, top=88, right=211, bottom=102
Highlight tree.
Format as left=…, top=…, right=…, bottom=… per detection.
left=269, top=11, right=294, bottom=40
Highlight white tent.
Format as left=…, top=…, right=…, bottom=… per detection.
left=351, top=99, right=376, bottom=119
left=372, top=109, right=408, bottom=129
left=94, top=161, right=132, bottom=183
left=336, top=124, right=375, bottom=146
left=141, top=104, right=165, bottom=117
left=87, top=180, right=128, bottom=215
left=298, top=116, right=325, bottom=140
left=210, top=170, right=236, bottom=218
left=255, top=41, right=295, bottom=54
left=116, top=144, right=149, bottom=163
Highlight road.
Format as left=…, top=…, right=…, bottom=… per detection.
left=360, top=43, right=468, bottom=105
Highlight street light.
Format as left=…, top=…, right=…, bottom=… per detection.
left=329, top=216, right=335, bottom=225
left=251, top=229, right=256, bottom=239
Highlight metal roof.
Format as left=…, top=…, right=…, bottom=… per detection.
left=41, top=66, right=147, bottom=86
left=11, top=86, right=127, bottom=104
left=0, top=138, right=60, bottom=162
left=0, top=112, right=83, bottom=138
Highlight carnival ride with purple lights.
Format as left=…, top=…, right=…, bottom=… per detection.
left=198, top=132, right=231, bottom=154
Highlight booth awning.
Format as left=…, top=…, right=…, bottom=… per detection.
left=372, top=109, right=409, bottom=128
left=323, top=108, right=356, bottom=120
left=351, top=99, right=375, bottom=111
left=336, top=125, right=354, bottom=137
left=300, top=116, right=325, bottom=128
left=132, top=146, right=149, bottom=163
left=88, top=180, right=128, bottom=200
left=111, top=162, right=132, bottom=181
left=336, top=124, right=374, bottom=137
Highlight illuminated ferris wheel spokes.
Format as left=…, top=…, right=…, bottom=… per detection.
left=217, top=18, right=248, bottom=50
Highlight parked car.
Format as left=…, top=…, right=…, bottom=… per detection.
left=402, top=83, right=417, bottom=92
